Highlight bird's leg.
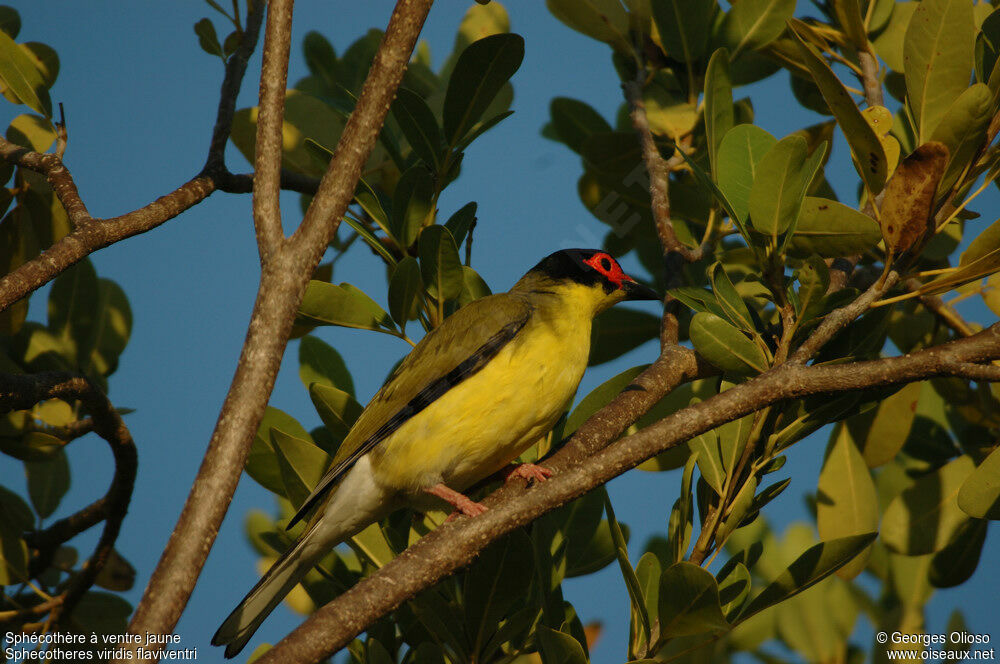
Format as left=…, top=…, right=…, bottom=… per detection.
left=424, top=483, right=487, bottom=520
left=502, top=463, right=554, bottom=484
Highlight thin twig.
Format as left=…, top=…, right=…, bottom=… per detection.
left=789, top=271, right=900, bottom=363
left=906, top=278, right=977, bottom=337
left=0, top=372, right=136, bottom=629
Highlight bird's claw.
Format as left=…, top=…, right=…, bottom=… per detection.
left=504, top=463, right=554, bottom=484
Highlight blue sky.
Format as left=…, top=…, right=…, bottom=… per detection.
left=1, top=2, right=997, bottom=662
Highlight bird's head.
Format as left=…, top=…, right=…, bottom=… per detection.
left=514, top=248, right=660, bottom=316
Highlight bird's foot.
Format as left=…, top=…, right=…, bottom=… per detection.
left=424, top=483, right=487, bottom=521
left=503, top=463, right=553, bottom=484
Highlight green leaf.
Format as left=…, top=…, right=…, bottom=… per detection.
left=310, top=383, right=363, bottom=444
left=25, top=448, right=70, bottom=519
left=652, top=0, right=712, bottom=63
left=717, top=476, right=757, bottom=544
left=418, top=225, right=464, bottom=302
left=297, top=281, right=395, bottom=333
left=882, top=455, right=975, bottom=554
left=873, top=2, right=916, bottom=73
left=0, top=6, right=20, bottom=39
left=0, top=523, right=28, bottom=585
left=689, top=312, right=768, bottom=374
left=736, top=533, right=877, bottom=621
left=709, top=262, right=753, bottom=332
left=721, top=0, right=796, bottom=59
left=929, top=517, right=987, bottom=588
left=846, top=381, right=921, bottom=467
left=271, top=428, right=331, bottom=507
left=0, top=26, right=51, bottom=116
left=298, top=335, right=355, bottom=396
left=930, top=83, right=993, bottom=195
left=958, top=445, right=1000, bottom=519
left=582, top=131, right=643, bottom=176
left=464, top=530, right=535, bottom=655
left=391, top=166, right=435, bottom=249
left=789, top=20, right=887, bottom=194
left=634, top=552, right=661, bottom=654
left=549, top=97, right=612, bottom=153
left=658, top=561, right=730, bottom=638
left=815, top=425, right=878, bottom=579
left=704, top=49, right=734, bottom=179
left=717, top=561, right=751, bottom=620
left=589, top=307, right=660, bottom=365
left=387, top=257, right=424, bottom=331
left=904, top=0, right=975, bottom=142
left=536, top=626, right=589, bottom=664
left=231, top=90, right=346, bottom=177
left=246, top=408, right=313, bottom=495
left=689, top=426, right=725, bottom=495
left=920, top=217, right=1000, bottom=296
left=565, top=365, right=646, bottom=436
left=391, top=87, right=444, bottom=170
left=443, top=33, right=524, bottom=145
left=667, top=453, right=698, bottom=562
left=352, top=177, right=393, bottom=240
left=788, top=197, right=882, bottom=258
left=673, top=146, right=748, bottom=241
left=444, top=201, right=477, bottom=248
left=452, top=110, right=515, bottom=153
left=794, top=255, right=830, bottom=322
left=604, top=493, right=650, bottom=651
left=6, top=113, right=54, bottom=152
left=458, top=265, right=491, bottom=306
left=69, top=592, right=133, bottom=635
left=84, top=279, right=132, bottom=378
left=194, top=18, right=223, bottom=58
left=546, top=0, right=631, bottom=53
left=717, top=124, right=777, bottom=227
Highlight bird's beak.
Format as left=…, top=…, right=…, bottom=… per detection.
left=622, top=278, right=660, bottom=301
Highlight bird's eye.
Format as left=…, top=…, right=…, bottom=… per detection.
left=600, top=257, right=611, bottom=271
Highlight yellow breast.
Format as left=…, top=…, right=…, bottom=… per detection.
left=369, top=293, right=595, bottom=496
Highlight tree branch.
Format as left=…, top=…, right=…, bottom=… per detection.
left=790, top=271, right=900, bottom=363
left=0, top=1, right=266, bottom=316
left=858, top=51, right=883, bottom=108
left=0, top=372, right=136, bottom=628
left=258, top=323, right=1000, bottom=664
left=251, top=0, right=292, bottom=261
left=123, top=1, right=434, bottom=657
left=622, top=78, right=700, bottom=265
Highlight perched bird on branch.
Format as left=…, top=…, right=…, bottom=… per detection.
left=212, top=248, right=659, bottom=657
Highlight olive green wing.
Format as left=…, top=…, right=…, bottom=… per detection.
left=287, top=293, right=533, bottom=528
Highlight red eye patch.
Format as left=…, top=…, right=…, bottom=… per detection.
left=583, top=252, right=632, bottom=287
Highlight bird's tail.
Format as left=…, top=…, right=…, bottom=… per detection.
left=212, top=456, right=393, bottom=658
left=211, top=521, right=326, bottom=659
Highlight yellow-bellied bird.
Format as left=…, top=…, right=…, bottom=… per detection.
left=212, top=249, right=658, bottom=657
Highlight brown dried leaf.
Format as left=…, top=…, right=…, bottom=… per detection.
left=879, top=142, right=949, bottom=255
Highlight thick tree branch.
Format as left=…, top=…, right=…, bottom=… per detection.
left=124, top=1, right=433, bottom=657
left=0, top=372, right=136, bottom=628
left=259, top=324, right=1000, bottom=664
left=251, top=0, right=292, bottom=260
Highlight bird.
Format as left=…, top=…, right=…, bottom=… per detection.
left=212, top=248, right=659, bottom=657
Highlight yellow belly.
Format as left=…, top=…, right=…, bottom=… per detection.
left=368, top=314, right=590, bottom=496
